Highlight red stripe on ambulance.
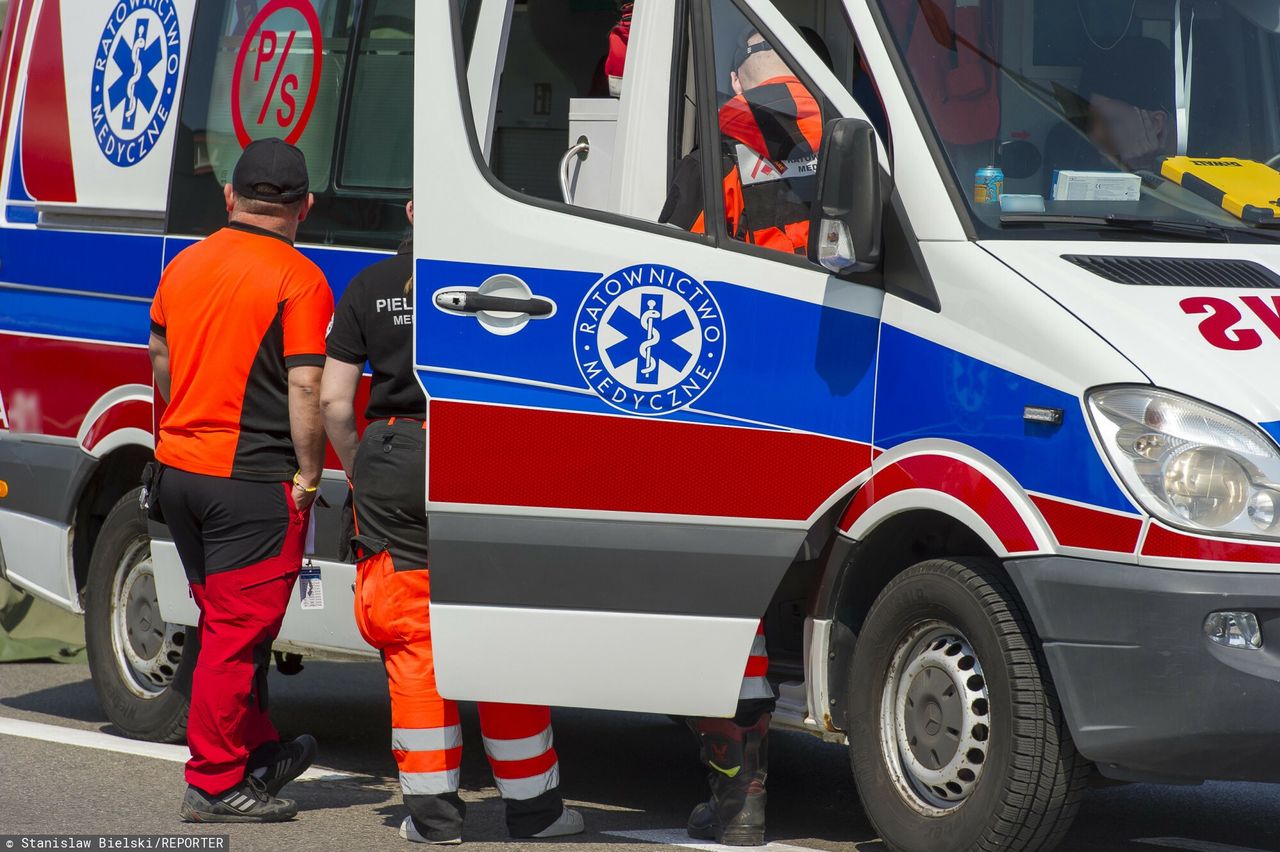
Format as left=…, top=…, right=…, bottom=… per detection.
left=21, top=0, right=75, bottom=202
left=0, top=333, right=148, bottom=438
left=1142, top=523, right=1280, bottom=564
left=1030, top=495, right=1142, bottom=553
left=841, top=454, right=1039, bottom=553
left=0, top=0, right=35, bottom=179
left=428, top=400, right=872, bottom=520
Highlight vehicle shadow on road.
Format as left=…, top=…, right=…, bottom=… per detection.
left=2, top=677, right=112, bottom=724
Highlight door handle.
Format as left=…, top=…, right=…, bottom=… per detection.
left=558, top=138, right=589, bottom=204
left=435, top=290, right=554, bottom=317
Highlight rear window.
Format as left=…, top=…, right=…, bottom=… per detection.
left=167, top=0, right=413, bottom=249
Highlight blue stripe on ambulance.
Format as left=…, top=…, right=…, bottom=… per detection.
left=0, top=284, right=150, bottom=345
left=416, top=259, right=877, bottom=441
left=0, top=230, right=385, bottom=339
left=874, top=325, right=1137, bottom=513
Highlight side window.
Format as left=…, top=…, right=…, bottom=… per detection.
left=486, top=1, right=621, bottom=202
left=703, top=0, right=825, bottom=257
left=168, top=0, right=412, bottom=249
left=341, top=0, right=414, bottom=190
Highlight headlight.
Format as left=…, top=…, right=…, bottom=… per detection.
left=1087, top=387, right=1280, bottom=539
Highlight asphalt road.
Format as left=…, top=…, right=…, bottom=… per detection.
left=0, top=661, right=1277, bottom=852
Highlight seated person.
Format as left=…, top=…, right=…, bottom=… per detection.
left=1045, top=36, right=1176, bottom=192
left=660, top=29, right=822, bottom=255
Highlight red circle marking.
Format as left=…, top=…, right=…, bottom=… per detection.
left=230, top=0, right=324, bottom=148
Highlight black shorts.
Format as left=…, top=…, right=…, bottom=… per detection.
left=157, top=467, right=294, bottom=585
left=352, top=418, right=429, bottom=570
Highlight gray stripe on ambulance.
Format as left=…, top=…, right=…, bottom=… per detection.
left=427, top=513, right=805, bottom=619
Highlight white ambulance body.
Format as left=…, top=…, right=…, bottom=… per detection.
left=3, top=0, right=1280, bottom=849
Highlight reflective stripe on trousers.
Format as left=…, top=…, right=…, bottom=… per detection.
left=480, top=704, right=560, bottom=801
left=738, top=621, right=773, bottom=701
left=401, top=767, right=463, bottom=796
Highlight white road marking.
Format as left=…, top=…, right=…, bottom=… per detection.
left=603, top=828, right=833, bottom=850
left=0, top=716, right=362, bottom=783
left=1136, top=839, right=1273, bottom=852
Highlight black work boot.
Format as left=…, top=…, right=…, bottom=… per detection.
left=401, top=792, right=466, bottom=844
left=687, top=713, right=769, bottom=846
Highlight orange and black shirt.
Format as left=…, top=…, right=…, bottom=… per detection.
left=660, top=75, right=822, bottom=255
left=149, top=222, right=333, bottom=481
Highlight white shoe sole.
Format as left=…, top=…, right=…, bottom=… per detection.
left=530, top=807, right=585, bottom=839
left=400, top=815, right=462, bottom=845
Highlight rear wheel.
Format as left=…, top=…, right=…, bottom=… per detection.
left=85, top=488, right=195, bottom=743
left=847, top=558, right=1089, bottom=852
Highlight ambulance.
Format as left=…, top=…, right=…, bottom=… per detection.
left=3, top=0, right=1280, bottom=848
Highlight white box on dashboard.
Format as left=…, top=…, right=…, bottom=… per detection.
left=1051, top=170, right=1142, bottom=201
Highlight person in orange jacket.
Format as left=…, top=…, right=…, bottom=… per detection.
left=660, top=28, right=823, bottom=258
left=659, top=29, right=824, bottom=846
left=320, top=200, right=584, bottom=845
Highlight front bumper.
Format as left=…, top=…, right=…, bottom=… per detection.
left=1005, top=555, right=1280, bottom=783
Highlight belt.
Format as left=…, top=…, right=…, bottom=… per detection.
left=378, top=416, right=427, bottom=430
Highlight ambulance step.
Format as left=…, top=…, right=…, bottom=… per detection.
left=770, top=681, right=847, bottom=744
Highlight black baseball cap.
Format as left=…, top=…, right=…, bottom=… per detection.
left=732, top=27, right=774, bottom=71
left=231, top=137, right=310, bottom=203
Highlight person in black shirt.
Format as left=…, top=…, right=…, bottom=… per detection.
left=319, top=201, right=584, bottom=845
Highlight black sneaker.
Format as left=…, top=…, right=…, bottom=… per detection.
left=180, top=775, right=297, bottom=823
left=250, top=734, right=318, bottom=797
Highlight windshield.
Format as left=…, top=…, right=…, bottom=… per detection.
left=875, top=0, right=1280, bottom=239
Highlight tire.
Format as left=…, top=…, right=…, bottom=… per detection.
left=85, top=487, right=196, bottom=743
left=847, top=558, right=1090, bottom=852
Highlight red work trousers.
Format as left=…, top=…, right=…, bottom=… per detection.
left=184, top=503, right=307, bottom=794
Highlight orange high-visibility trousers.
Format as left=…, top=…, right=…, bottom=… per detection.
left=354, top=550, right=564, bottom=838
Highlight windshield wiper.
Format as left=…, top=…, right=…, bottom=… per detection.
left=1000, top=213, right=1232, bottom=242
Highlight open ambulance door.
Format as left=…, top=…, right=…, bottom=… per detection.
left=413, top=0, right=884, bottom=716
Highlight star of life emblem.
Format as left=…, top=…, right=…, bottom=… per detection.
left=90, top=0, right=182, bottom=167
left=574, top=264, right=726, bottom=416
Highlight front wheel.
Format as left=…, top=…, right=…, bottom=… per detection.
left=84, top=487, right=195, bottom=743
left=847, top=558, right=1089, bottom=852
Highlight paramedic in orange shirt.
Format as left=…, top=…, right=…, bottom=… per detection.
left=147, top=138, right=333, bottom=824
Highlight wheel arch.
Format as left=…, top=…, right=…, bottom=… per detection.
left=817, top=508, right=1000, bottom=732
left=71, top=443, right=152, bottom=597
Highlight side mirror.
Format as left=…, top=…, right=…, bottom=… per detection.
left=808, top=118, right=882, bottom=275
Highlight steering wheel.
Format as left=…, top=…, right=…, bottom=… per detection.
left=1266, top=152, right=1280, bottom=169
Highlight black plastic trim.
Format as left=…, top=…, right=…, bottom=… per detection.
left=881, top=187, right=939, bottom=310
left=666, top=0, right=691, bottom=190
left=1006, top=554, right=1280, bottom=783
left=0, top=438, right=98, bottom=525
left=1064, top=254, right=1280, bottom=288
